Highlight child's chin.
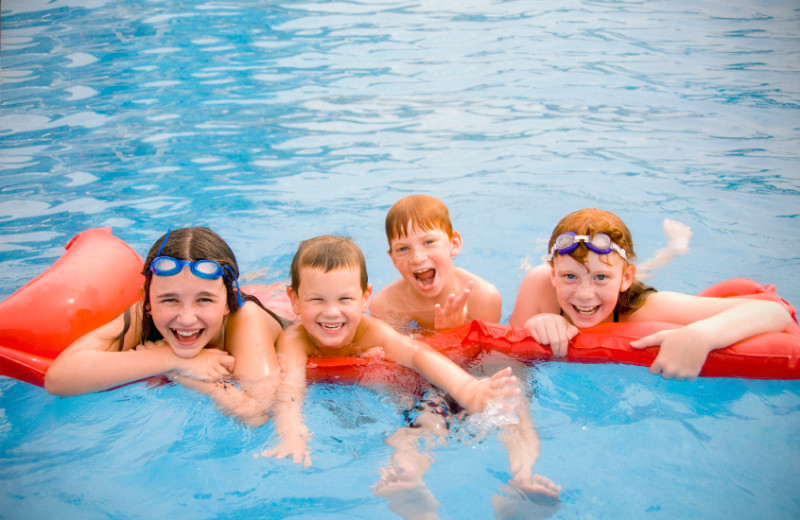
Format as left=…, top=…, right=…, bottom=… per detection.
left=171, top=346, right=204, bottom=359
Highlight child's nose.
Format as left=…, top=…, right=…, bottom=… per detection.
left=575, top=280, right=595, bottom=299
left=176, top=304, right=198, bottom=324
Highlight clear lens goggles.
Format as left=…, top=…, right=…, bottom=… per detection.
left=150, top=229, right=243, bottom=306
left=150, top=256, right=225, bottom=279
left=545, top=232, right=628, bottom=261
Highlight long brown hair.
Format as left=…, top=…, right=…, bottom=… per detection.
left=115, top=227, right=286, bottom=349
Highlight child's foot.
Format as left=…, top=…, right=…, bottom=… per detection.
left=372, top=466, right=440, bottom=520
left=492, top=477, right=562, bottom=520
left=510, top=474, right=561, bottom=501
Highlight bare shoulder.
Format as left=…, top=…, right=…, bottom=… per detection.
left=457, top=268, right=500, bottom=298
left=509, top=264, right=559, bottom=326
left=229, top=299, right=283, bottom=336
left=357, top=314, right=396, bottom=345
left=369, top=279, right=403, bottom=317
left=277, top=323, right=311, bottom=353
left=455, top=268, right=501, bottom=321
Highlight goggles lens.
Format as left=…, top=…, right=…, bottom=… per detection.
left=151, top=229, right=243, bottom=307
left=546, top=232, right=628, bottom=261
left=150, top=256, right=224, bottom=279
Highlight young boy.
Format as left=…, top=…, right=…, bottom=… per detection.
left=369, top=194, right=502, bottom=331
left=260, top=235, right=522, bottom=468
left=368, top=196, right=560, bottom=515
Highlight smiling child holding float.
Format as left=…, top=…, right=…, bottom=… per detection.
left=44, top=227, right=288, bottom=426
left=509, top=208, right=793, bottom=381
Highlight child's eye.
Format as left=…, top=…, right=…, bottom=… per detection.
left=595, top=274, right=608, bottom=281
left=564, top=273, right=577, bottom=280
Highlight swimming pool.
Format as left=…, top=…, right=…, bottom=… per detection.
left=1, top=0, right=798, bottom=518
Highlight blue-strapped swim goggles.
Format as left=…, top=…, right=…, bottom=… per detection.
left=545, top=232, right=628, bottom=262
left=150, top=229, right=243, bottom=306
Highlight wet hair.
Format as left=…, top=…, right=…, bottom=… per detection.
left=385, top=195, right=454, bottom=247
left=115, top=227, right=287, bottom=350
left=547, top=208, right=655, bottom=314
left=290, top=235, right=368, bottom=293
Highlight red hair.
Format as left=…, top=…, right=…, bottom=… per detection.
left=548, top=208, right=654, bottom=314
left=385, top=195, right=454, bottom=246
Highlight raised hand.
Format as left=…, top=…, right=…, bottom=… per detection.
left=433, top=280, right=473, bottom=330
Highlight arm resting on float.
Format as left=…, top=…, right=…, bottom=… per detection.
left=631, top=294, right=793, bottom=379
left=178, top=301, right=282, bottom=427
left=44, top=311, right=233, bottom=396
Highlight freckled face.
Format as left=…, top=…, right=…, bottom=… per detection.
left=289, top=266, right=371, bottom=351
left=549, top=252, right=633, bottom=328
left=388, top=224, right=461, bottom=298
left=149, top=269, right=230, bottom=358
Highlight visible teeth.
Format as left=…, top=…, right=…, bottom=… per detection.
left=175, top=329, right=201, bottom=337
left=574, top=306, right=598, bottom=315
left=321, top=323, right=343, bottom=330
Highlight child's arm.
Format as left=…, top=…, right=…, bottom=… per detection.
left=370, top=316, right=520, bottom=414
left=44, top=307, right=234, bottom=396
left=170, top=303, right=283, bottom=427
left=509, top=265, right=576, bottom=356
left=499, top=392, right=561, bottom=498
left=260, top=325, right=312, bottom=467
left=630, top=293, right=793, bottom=380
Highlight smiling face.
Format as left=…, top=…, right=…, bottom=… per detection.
left=549, top=251, right=634, bottom=328
left=289, top=265, right=371, bottom=351
left=388, top=223, right=462, bottom=298
left=148, top=268, right=230, bottom=358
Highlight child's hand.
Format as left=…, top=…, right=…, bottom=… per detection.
left=261, top=436, right=312, bottom=467
left=433, top=280, right=473, bottom=330
left=460, top=366, right=521, bottom=415
left=523, top=314, right=578, bottom=357
left=630, top=326, right=713, bottom=380
left=173, top=348, right=235, bottom=382
left=361, top=347, right=386, bottom=361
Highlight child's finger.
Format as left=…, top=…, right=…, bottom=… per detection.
left=630, top=332, right=664, bottom=349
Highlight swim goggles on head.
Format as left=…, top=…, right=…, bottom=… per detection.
left=150, top=229, right=243, bottom=306
left=545, top=232, right=628, bottom=262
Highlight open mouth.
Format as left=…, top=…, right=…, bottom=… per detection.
left=320, top=322, right=344, bottom=331
left=171, top=328, right=203, bottom=343
left=414, top=268, right=436, bottom=287
left=573, top=305, right=600, bottom=316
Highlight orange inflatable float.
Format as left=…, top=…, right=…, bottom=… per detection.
left=1, top=228, right=798, bottom=388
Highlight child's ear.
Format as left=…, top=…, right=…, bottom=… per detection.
left=450, top=232, right=463, bottom=257
left=286, top=285, right=301, bottom=315
left=362, top=284, right=373, bottom=312
left=139, top=287, right=150, bottom=312
left=620, top=263, right=636, bottom=292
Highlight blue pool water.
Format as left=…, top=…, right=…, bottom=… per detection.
left=1, top=0, right=799, bottom=518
